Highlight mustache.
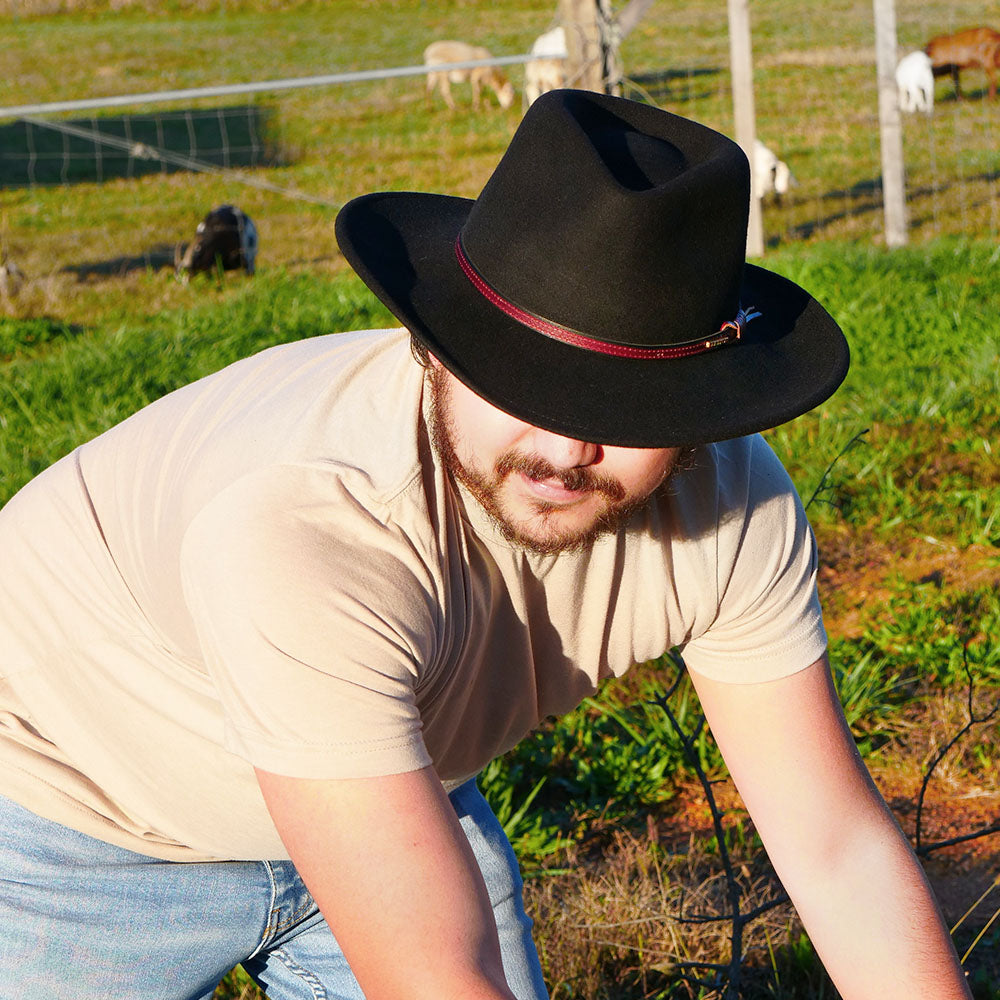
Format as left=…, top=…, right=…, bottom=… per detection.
left=495, top=452, right=627, bottom=501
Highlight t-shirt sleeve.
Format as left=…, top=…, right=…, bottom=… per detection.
left=680, top=436, right=828, bottom=684
left=179, top=464, right=439, bottom=779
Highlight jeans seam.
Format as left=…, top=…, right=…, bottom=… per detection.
left=270, top=899, right=315, bottom=935
left=270, top=946, right=328, bottom=999
left=246, top=860, right=279, bottom=961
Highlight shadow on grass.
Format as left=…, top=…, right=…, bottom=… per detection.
left=933, top=84, right=997, bottom=104
left=763, top=168, right=1000, bottom=247
left=61, top=244, right=179, bottom=281
left=59, top=249, right=343, bottom=282
left=627, top=67, right=722, bottom=103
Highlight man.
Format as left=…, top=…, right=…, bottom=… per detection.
left=0, top=90, right=971, bottom=999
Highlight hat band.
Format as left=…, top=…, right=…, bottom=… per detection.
left=455, top=237, right=760, bottom=360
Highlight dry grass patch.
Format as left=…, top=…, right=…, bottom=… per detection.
left=527, top=827, right=806, bottom=1000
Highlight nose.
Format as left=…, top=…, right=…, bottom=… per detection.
left=528, top=428, right=600, bottom=469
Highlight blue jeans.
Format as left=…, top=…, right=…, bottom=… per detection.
left=0, top=781, right=548, bottom=1000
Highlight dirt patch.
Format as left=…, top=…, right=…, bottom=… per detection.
left=870, top=760, right=1000, bottom=917
left=814, top=524, right=1000, bottom=640
left=649, top=762, right=1000, bottom=936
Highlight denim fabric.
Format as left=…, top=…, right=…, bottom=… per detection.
left=0, top=780, right=548, bottom=1000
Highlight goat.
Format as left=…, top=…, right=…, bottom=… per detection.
left=0, top=251, right=24, bottom=300
left=423, top=41, right=515, bottom=110
left=896, top=50, right=934, bottom=113
left=753, top=140, right=796, bottom=201
left=175, top=205, right=258, bottom=281
left=525, top=26, right=567, bottom=106
left=925, top=26, right=1000, bottom=100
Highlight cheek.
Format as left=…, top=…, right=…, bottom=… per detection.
left=609, top=449, right=679, bottom=495
left=449, top=382, right=529, bottom=457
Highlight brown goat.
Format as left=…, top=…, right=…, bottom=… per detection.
left=925, top=26, right=1000, bottom=99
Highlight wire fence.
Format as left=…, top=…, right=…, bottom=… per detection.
left=0, top=54, right=538, bottom=203
left=0, top=0, right=997, bottom=310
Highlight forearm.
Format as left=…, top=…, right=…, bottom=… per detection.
left=689, top=658, right=971, bottom=1000
left=257, top=767, right=518, bottom=1000
left=778, top=815, right=971, bottom=1000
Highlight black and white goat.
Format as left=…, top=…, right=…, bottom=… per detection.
left=176, top=205, right=258, bottom=280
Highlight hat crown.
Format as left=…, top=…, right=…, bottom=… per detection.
left=460, top=89, right=751, bottom=348
left=334, top=89, right=848, bottom=448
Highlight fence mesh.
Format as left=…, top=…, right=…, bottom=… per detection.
left=0, top=0, right=996, bottom=317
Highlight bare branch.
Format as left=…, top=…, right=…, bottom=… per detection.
left=650, top=651, right=786, bottom=996
left=915, top=642, right=1000, bottom=855
left=803, top=428, right=869, bottom=512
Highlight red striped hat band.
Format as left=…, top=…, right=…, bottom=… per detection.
left=455, top=237, right=761, bottom=360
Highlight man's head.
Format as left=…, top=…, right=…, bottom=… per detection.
left=426, top=354, right=682, bottom=554
left=337, top=89, right=848, bottom=449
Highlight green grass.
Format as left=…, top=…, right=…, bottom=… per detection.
left=763, top=240, right=1000, bottom=547
left=2, top=0, right=997, bottom=333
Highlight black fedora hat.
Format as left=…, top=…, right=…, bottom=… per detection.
left=336, top=89, right=849, bottom=448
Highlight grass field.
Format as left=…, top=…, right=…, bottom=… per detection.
left=2, top=2, right=999, bottom=998
left=2, top=0, right=998, bottom=326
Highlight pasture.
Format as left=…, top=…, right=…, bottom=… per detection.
left=2, top=0, right=998, bottom=325
left=1, top=1, right=998, bottom=997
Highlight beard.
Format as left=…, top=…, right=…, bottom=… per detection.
left=426, top=364, right=677, bottom=556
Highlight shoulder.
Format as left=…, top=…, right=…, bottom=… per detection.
left=673, top=437, right=826, bottom=683
left=663, top=434, right=802, bottom=545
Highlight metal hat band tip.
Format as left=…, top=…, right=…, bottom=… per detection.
left=455, top=238, right=760, bottom=359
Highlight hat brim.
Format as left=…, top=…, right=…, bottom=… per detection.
left=336, top=191, right=849, bottom=448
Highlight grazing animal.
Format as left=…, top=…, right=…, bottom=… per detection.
left=753, top=140, right=795, bottom=201
left=0, top=250, right=24, bottom=300
left=896, top=50, right=934, bottom=113
left=423, top=40, right=516, bottom=110
left=525, top=26, right=567, bottom=106
left=176, top=205, right=258, bottom=280
left=924, top=26, right=1000, bottom=100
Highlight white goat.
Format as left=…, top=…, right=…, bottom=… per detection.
left=424, top=41, right=515, bottom=110
left=753, top=140, right=795, bottom=200
left=0, top=252, right=24, bottom=300
left=525, top=26, right=567, bottom=106
left=895, top=50, right=934, bottom=113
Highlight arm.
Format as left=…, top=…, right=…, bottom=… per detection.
left=256, top=765, right=517, bottom=1000
left=687, top=654, right=971, bottom=1000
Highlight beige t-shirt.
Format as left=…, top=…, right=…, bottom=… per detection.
left=0, top=328, right=826, bottom=861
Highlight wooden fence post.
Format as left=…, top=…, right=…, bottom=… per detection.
left=558, top=0, right=618, bottom=94
left=727, top=0, right=763, bottom=257
left=873, top=0, right=908, bottom=247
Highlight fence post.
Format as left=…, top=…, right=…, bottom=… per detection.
left=873, top=0, right=908, bottom=247
left=727, top=0, right=763, bottom=257
left=559, top=0, right=618, bottom=93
